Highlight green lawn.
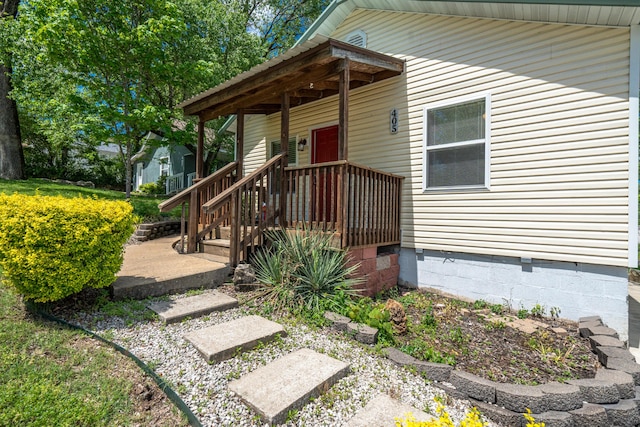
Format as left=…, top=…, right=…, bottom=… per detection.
left=0, top=178, right=180, bottom=219
left=0, top=286, right=186, bottom=426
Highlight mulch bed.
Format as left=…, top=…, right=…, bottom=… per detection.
left=394, top=289, right=600, bottom=385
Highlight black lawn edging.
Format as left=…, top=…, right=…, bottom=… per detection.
left=25, top=301, right=202, bottom=427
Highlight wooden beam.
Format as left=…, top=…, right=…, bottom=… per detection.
left=236, top=109, right=244, bottom=177
left=200, top=61, right=343, bottom=121
left=349, top=70, right=374, bottom=82
left=339, top=58, right=349, bottom=161
left=196, top=119, right=205, bottom=179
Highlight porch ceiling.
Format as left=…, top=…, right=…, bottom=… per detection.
left=179, top=35, right=405, bottom=122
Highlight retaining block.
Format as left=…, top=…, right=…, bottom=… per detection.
left=579, top=315, right=603, bottom=324
left=347, top=322, right=378, bottom=344
left=589, top=335, right=625, bottom=351
left=579, top=321, right=604, bottom=338
left=600, top=399, right=640, bottom=427
left=467, top=399, right=522, bottom=426
left=538, top=382, right=583, bottom=411
left=383, top=348, right=452, bottom=382
left=449, top=370, right=496, bottom=403
left=606, top=358, right=640, bottom=385
left=495, top=383, right=547, bottom=413
left=588, top=326, right=619, bottom=339
left=596, top=346, right=636, bottom=366
left=324, top=311, right=351, bottom=332
left=529, top=410, right=574, bottom=427
left=595, top=369, right=636, bottom=399
left=569, top=403, right=608, bottom=427
left=567, top=378, right=620, bottom=404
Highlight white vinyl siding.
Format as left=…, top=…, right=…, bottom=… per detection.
left=242, top=9, right=631, bottom=267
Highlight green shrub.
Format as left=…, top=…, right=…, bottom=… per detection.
left=0, top=193, right=136, bottom=302
left=137, top=182, right=162, bottom=195
left=252, top=229, right=360, bottom=313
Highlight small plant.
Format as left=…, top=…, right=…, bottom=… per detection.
left=530, top=304, right=546, bottom=317
left=400, top=339, right=455, bottom=366
left=473, top=299, right=488, bottom=310
left=517, top=308, right=529, bottom=319
left=489, top=303, right=504, bottom=315
left=395, top=401, right=487, bottom=426
left=523, top=408, right=545, bottom=427
left=448, top=327, right=468, bottom=344
left=550, top=306, right=561, bottom=319
left=485, top=320, right=506, bottom=331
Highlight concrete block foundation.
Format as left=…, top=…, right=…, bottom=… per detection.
left=398, top=248, right=629, bottom=341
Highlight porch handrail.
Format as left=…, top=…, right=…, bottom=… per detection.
left=285, top=160, right=405, bottom=180
left=202, top=152, right=287, bottom=266
left=202, top=154, right=285, bottom=214
left=159, top=161, right=238, bottom=212
left=158, top=160, right=239, bottom=254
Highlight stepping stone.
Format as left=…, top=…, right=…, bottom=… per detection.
left=184, top=315, right=285, bottom=362
left=228, top=348, right=350, bottom=425
left=345, top=394, right=434, bottom=427
left=147, top=291, right=238, bottom=324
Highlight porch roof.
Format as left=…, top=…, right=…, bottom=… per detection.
left=179, top=35, right=405, bottom=121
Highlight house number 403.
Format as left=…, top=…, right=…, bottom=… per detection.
left=390, top=108, right=399, bottom=134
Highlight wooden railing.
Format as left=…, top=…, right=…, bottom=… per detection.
left=159, top=156, right=402, bottom=264
left=284, top=161, right=403, bottom=248
left=201, top=153, right=287, bottom=266
left=158, top=161, right=239, bottom=253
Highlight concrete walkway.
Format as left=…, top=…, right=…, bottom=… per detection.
left=111, top=236, right=230, bottom=299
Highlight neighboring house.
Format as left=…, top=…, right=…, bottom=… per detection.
left=132, top=132, right=196, bottom=194
left=96, top=143, right=121, bottom=160
left=174, top=0, right=640, bottom=340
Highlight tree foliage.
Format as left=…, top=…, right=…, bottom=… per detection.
left=5, top=0, right=328, bottom=188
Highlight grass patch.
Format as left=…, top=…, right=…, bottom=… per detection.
left=0, top=284, right=186, bottom=426
left=0, top=178, right=180, bottom=219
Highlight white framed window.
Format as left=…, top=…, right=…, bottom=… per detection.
left=423, top=93, right=491, bottom=191
left=159, top=156, right=170, bottom=177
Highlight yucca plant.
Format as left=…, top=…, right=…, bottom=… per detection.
left=252, top=228, right=360, bottom=314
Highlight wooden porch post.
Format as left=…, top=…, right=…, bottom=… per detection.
left=338, top=57, right=350, bottom=161
left=236, top=109, right=245, bottom=178
left=196, top=118, right=205, bottom=179
left=339, top=58, right=350, bottom=247
left=280, top=92, right=290, bottom=227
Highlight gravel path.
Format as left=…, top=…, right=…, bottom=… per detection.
left=62, top=289, right=500, bottom=427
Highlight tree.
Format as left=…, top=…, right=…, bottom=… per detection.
left=7, top=0, right=328, bottom=190
left=0, top=0, right=25, bottom=180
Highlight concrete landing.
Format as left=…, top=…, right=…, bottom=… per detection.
left=184, top=315, right=285, bottom=362
left=111, top=236, right=230, bottom=300
left=228, top=348, right=350, bottom=425
left=147, top=291, right=238, bottom=324
left=345, top=394, right=434, bottom=427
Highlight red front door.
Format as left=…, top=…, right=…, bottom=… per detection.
left=312, top=125, right=339, bottom=223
